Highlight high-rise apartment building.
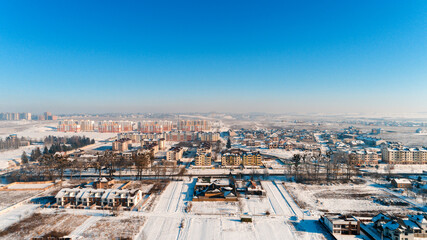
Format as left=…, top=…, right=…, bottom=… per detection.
left=80, top=120, right=95, bottom=132
left=98, top=121, right=122, bottom=133
left=57, top=119, right=81, bottom=132
left=200, top=132, right=220, bottom=142
left=178, top=120, right=210, bottom=132
left=138, top=121, right=172, bottom=133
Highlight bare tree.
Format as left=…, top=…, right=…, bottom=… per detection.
left=55, top=155, right=69, bottom=180
left=93, top=153, right=106, bottom=179
left=292, top=154, right=302, bottom=182
left=39, top=154, right=55, bottom=180
left=312, top=153, right=321, bottom=182
left=134, top=152, right=150, bottom=180
left=325, top=151, right=333, bottom=182
left=104, top=151, right=117, bottom=178
left=346, top=153, right=357, bottom=180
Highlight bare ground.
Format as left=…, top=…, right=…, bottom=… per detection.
left=0, top=213, right=89, bottom=239
left=81, top=216, right=145, bottom=239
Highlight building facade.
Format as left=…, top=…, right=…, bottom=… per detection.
left=166, top=147, right=184, bottom=161
left=57, top=119, right=81, bottom=132
left=112, top=138, right=132, bottom=152
left=242, top=152, right=263, bottom=166
left=55, top=188, right=143, bottom=209
left=138, top=121, right=172, bottom=133
left=221, top=153, right=241, bottom=166
left=382, top=147, right=427, bottom=164
left=178, top=120, right=210, bottom=132
left=195, top=153, right=212, bottom=166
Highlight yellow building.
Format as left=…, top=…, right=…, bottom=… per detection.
left=382, top=147, right=427, bottom=164
left=350, top=150, right=380, bottom=165
left=242, top=152, right=263, bottom=166
left=195, top=153, right=212, bottom=166
left=166, top=147, right=184, bottom=161
left=200, top=132, right=220, bottom=142
left=221, top=153, right=241, bottom=166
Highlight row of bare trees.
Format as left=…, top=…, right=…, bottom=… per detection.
left=288, top=152, right=359, bottom=183
left=15, top=150, right=161, bottom=181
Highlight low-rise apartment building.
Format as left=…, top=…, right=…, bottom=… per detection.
left=321, top=215, right=360, bottom=236
left=112, top=138, right=132, bottom=152
left=351, top=149, right=381, bottom=165
left=195, top=153, right=212, bottom=166
left=221, top=149, right=263, bottom=166
left=372, top=213, right=427, bottom=240
left=166, top=147, right=184, bottom=161
left=242, top=151, right=263, bottom=166
left=382, top=147, right=427, bottom=164
left=221, top=153, right=241, bottom=166
left=55, top=188, right=143, bottom=209
left=197, top=142, right=212, bottom=154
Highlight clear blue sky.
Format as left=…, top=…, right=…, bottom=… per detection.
left=0, top=0, right=426, bottom=114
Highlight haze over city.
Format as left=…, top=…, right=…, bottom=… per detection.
left=1, top=1, right=427, bottom=240
left=1, top=1, right=426, bottom=114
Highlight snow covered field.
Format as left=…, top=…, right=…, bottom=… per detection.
left=6, top=182, right=54, bottom=190
left=285, top=180, right=418, bottom=215
left=240, top=196, right=273, bottom=215
left=361, top=164, right=427, bottom=174
left=191, top=201, right=240, bottom=215
left=0, top=121, right=115, bottom=170
left=0, top=211, right=90, bottom=239
left=0, top=204, right=39, bottom=231
left=0, top=179, right=331, bottom=239
left=0, top=191, right=42, bottom=210
left=0, top=121, right=116, bottom=141
left=259, top=149, right=302, bottom=160
left=80, top=216, right=145, bottom=239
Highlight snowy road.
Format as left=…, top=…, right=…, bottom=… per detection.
left=0, top=179, right=329, bottom=240
left=261, top=181, right=295, bottom=216
left=136, top=180, right=305, bottom=240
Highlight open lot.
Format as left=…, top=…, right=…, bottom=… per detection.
left=0, top=179, right=332, bottom=239
left=0, top=190, right=42, bottom=210
left=191, top=201, right=240, bottom=215
left=0, top=212, right=90, bottom=239
left=285, top=180, right=419, bottom=216
left=80, top=216, right=145, bottom=239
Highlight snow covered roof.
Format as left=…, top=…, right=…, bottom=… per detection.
left=403, top=220, right=420, bottom=230
left=393, top=178, right=411, bottom=184
left=383, top=220, right=401, bottom=231
left=408, top=214, right=427, bottom=224
left=372, top=213, right=391, bottom=223
left=56, top=188, right=140, bottom=200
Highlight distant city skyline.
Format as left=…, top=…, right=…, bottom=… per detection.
left=0, top=1, right=426, bottom=114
